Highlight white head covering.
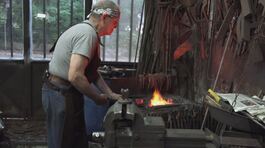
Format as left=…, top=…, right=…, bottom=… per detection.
left=87, top=0, right=120, bottom=18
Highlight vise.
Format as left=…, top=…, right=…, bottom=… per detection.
left=103, top=99, right=165, bottom=148
left=97, top=99, right=215, bottom=148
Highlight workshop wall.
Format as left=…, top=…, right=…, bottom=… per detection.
left=0, top=61, right=47, bottom=118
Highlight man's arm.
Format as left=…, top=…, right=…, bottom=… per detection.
left=68, top=53, right=107, bottom=105
left=95, top=72, right=122, bottom=100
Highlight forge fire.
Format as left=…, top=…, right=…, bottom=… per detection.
left=148, top=89, right=173, bottom=107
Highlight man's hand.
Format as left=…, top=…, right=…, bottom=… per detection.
left=94, top=93, right=122, bottom=106
left=108, top=92, right=123, bottom=101
left=94, top=94, right=108, bottom=105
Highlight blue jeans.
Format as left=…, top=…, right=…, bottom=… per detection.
left=84, top=84, right=111, bottom=136
left=42, top=82, right=88, bottom=148
left=84, top=96, right=109, bottom=135
left=42, top=83, right=65, bottom=148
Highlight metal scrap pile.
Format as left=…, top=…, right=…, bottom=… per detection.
left=136, top=0, right=265, bottom=100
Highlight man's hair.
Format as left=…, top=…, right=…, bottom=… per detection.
left=88, top=0, right=120, bottom=19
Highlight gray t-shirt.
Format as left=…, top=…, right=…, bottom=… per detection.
left=49, top=21, right=99, bottom=80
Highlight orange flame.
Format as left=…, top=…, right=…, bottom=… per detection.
left=148, top=89, right=173, bottom=107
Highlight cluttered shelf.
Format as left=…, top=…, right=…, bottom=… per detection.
left=205, top=90, right=265, bottom=134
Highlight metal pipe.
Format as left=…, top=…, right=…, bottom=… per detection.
left=116, top=0, right=120, bottom=61
left=134, top=0, right=144, bottom=64
left=207, top=0, right=217, bottom=82
left=23, top=0, right=32, bottom=63
left=57, top=0, right=60, bottom=37
left=213, top=17, right=237, bottom=90
left=129, top=0, right=134, bottom=62
left=70, top=0, right=73, bottom=25
left=43, top=0, right=46, bottom=58
left=208, top=0, right=216, bottom=40
left=22, top=0, right=32, bottom=117
left=200, top=107, right=208, bottom=130
left=9, top=0, right=13, bottom=57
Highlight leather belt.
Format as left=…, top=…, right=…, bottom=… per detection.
left=48, top=74, right=71, bottom=88
left=44, top=70, right=71, bottom=89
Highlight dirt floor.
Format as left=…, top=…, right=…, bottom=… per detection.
left=3, top=119, right=47, bottom=148
left=2, top=119, right=102, bottom=148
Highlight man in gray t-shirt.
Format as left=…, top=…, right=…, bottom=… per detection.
left=42, top=1, right=121, bottom=148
